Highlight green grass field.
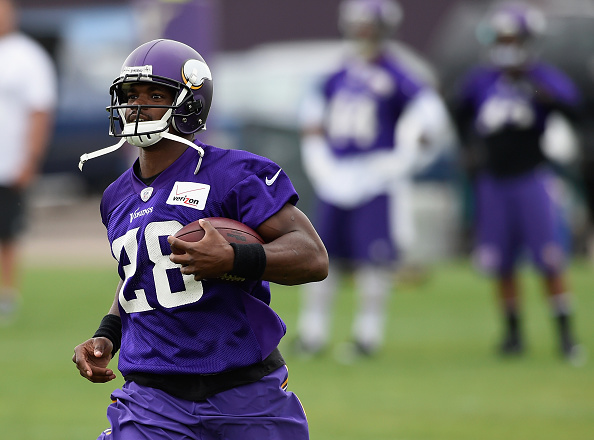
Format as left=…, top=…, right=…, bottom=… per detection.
left=1, top=259, right=592, bottom=440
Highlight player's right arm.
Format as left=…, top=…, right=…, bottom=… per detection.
left=72, top=281, right=122, bottom=383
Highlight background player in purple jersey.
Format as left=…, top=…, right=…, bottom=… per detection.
left=451, top=2, right=583, bottom=362
left=295, top=0, right=454, bottom=358
left=71, top=39, right=328, bottom=440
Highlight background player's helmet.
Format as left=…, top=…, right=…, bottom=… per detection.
left=478, top=2, right=546, bottom=69
left=107, top=39, right=213, bottom=148
left=338, top=0, right=403, bottom=42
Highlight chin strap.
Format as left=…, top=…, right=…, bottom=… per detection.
left=79, top=139, right=127, bottom=171
left=78, top=132, right=205, bottom=175
left=161, top=132, right=205, bottom=175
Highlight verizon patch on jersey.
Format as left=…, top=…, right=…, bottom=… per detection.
left=166, top=181, right=210, bottom=210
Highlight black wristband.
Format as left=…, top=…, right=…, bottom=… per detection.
left=229, top=242, right=267, bottom=280
left=93, top=314, right=122, bottom=357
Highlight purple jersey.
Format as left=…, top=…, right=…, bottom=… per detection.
left=457, top=62, right=580, bottom=176
left=321, top=52, right=424, bottom=157
left=100, top=142, right=299, bottom=376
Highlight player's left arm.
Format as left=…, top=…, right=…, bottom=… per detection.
left=14, top=110, right=54, bottom=189
left=256, top=202, right=329, bottom=285
left=16, top=47, right=56, bottom=189
left=394, top=88, right=457, bottom=175
left=168, top=203, right=328, bottom=285
left=531, top=67, right=582, bottom=122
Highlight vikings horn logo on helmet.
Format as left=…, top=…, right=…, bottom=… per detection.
left=182, top=59, right=212, bottom=90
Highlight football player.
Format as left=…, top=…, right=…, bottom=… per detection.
left=452, top=2, right=583, bottom=362
left=72, top=39, right=328, bottom=439
left=295, top=0, right=454, bottom=358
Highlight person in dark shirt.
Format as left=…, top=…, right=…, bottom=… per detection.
left=452, top=2, right=583, bottom=363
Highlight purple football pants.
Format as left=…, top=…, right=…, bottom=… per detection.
left=474, top=168, right=566, bottom=276
left=96, top=366, right=308, bottom=440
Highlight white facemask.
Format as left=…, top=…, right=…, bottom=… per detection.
left=490, top=43, right=528, bottom=69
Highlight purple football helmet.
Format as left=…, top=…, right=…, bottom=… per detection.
left=78, top=39, right=211, bottom=172
left=479, top=2, right=546, bottom=69
left=107, top=39, right=213, bottom=148
left=480, top=2, right=546, bottom=44
left=489, top=2, right=546, bottom=39
left=338, top=0, right=403, bottom=40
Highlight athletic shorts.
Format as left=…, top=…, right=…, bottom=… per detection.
left=474, top=168, right=566, bottom=276
left=0, top=186, right=25, bottom=241
left=313, top=194, right=397, bottom=264
left=96, top=365, right=309, bottom=440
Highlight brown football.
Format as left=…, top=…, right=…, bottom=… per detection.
left=171, top=217, right=264, bottom=254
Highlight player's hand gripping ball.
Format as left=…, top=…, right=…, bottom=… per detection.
left=171, top=217, right=264, bottom=282
left=172, top=217, right=264, bottom=250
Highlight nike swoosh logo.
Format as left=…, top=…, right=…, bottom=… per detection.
left=265, top=168, right=282, bottom=186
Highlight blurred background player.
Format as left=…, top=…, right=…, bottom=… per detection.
left=295, top=0, right=454, bottom=357
left=451, top=2, right=583, bottom=362
left=0, top=0, right=56, bottom=322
